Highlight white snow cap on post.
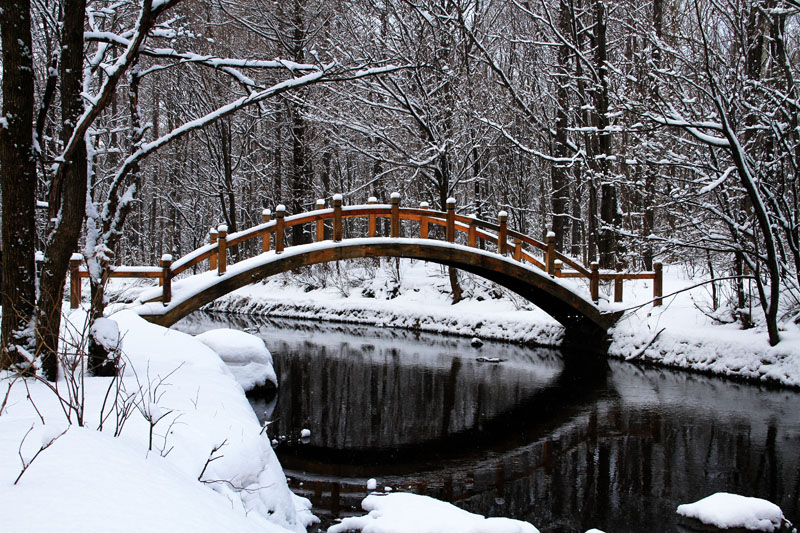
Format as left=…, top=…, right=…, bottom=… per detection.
left=368, top=196, right=378, bottom=203
left=262, top=208, right=271, bottom=216
left=161, top=254, right=173, bottom=262
left=217, top=224, right=228, bottom=233
left=333, top=193, right=343, bottom=202
left=210, top=227, right=218, bottom=234
left=498, top=210, right=508, bottom=218
left=275, top=204, right=286, bottom=212
left=390, top=192, right=400, bottom=200
left=70, top=253, right=83, bottom=261
left=446, top=197, right=456, bottom=205
left=316, top=199, right=325, bottom=207
left=420, top=201, right=429, bottom=208
left=547, top=231, right=556, bottom=238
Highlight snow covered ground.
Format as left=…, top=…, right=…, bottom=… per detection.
left=111, top=258, right=800, bottom=389
left=0, top=310, right=314, bottom=533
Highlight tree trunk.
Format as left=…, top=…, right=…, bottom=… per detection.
left=35, top=0, right=90, bottom=380
left=550, top=0, right=571, bottom=250
left=0, top=0, right=37, bottom=370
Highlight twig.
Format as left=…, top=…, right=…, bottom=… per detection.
left=15, top=425, right=69, bottom=485
left=620, top=275, right=757, bottom=315
left=625, top=328, right=666, bottom=360
left=198, top=439, right=228, bottom=481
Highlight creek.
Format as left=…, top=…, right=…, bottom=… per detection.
left=174, top=312, right=800, bottom=533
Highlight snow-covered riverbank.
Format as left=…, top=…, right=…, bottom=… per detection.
left=185, top=260, right=800, bottom=388
left=0, top=310, right=315, bottom=533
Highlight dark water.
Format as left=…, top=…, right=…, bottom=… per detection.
left=175, top=313, right=800, bottom=532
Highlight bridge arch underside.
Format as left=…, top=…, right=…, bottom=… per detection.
left=143, top=241, right=621, bottom=347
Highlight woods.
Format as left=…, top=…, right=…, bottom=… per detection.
left=2, top=0, right=799, bottom=376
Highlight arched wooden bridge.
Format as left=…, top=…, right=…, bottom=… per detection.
left=70, top=194, right=662, bottom=344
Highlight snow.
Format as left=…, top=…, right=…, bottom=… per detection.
left=367, top=478, right=378, bottom=490
left=195, top=328, right=277, bottom=391
left=0, top=310, right=313, bottom=533
left=90, top=316, right=120, bottom=351
left=677, top=493, right=788, bottom=532
left=328, top=492, right=539, bottom=533
left=300, top=428, right=311, bottom=438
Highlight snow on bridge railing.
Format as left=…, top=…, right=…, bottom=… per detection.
left=68, top=193, right=662, bottom=309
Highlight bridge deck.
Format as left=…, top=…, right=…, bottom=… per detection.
left=133, top=238, right=621, bottom=337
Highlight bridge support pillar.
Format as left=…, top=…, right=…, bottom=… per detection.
left=390, top=193, right=400, bottom=237
left=545, top=232, right=556, bottom=275
left=497, top=211, right=508, bottom=255
left=368, top=197, right=378, bottom=237
left=446, top=197, right=456, bottom=243
left=315, top=199, right=326, bottom=242
left=333, top=195, right=343, bottom=242
left=419, top=201, right=429, bottom=239
left=467, top=215, right=476, bottom=247
left=217, top=225, right=228, bottom=275
left=275, top=205, right=285, bottom=253
left=590, top=262, right=600, bottom=303
left=69, top=253, right=82, bottom=309
left=161, top=254, right=173, bottom=304
left=653, top=262, right=663, bottom=306
left=614, top=271, right=623, bottom=303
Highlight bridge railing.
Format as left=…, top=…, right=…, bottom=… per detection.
left=69, top=193, right=662, bottom=308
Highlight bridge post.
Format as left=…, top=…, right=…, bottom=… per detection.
left=419, top=201, right=429, bottom=239
left=614, top=269, right=623, bottom=303
left=209, top=228, right=218, bottom=271
left=161, top=254, right=173, bottom=304
left=217, top=225, right=228, bottom=275
left=513, top=238, right=522, bottom=261
left=390, top=192, right=400, bottom=238
left=467, top=214, right=476, bottom=247
left=261, top=209, right=271, bottom=252
left=446, top=197, right=456, bottom=243
left=69, top=253, right=82, bottom=309
left=653, top=262, right=663, bottom=306
left=315, top=199, right=326, bottom=242
left=545, top=232, right=556, bottom=275
left=275, top=205, right=285, bottom=253
left=333, top=194, right=343, bottom=242
left=368, top=197, right=378, bottom=237
left=554, top=260, right=563, bottom=277
left=590, top=262, right=600, bottom=303
left=497, top=211, right=508, bottom=255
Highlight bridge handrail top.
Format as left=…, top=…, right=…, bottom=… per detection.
left=78, top=265, right=162, bottom=273
left=171, top=242, right=218, bottom=274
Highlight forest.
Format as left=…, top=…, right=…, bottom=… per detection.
left=1, top=0, right=799, bottom=377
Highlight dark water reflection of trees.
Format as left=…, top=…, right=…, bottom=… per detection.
left=175, top=313, right=800, bottom=533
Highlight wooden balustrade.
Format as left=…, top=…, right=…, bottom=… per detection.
left=68, top=192, right=664, bottom=310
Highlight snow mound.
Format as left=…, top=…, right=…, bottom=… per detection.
left=677, top=492, right=788, bottom=532
left=0, top=311, right=313, bottom=533
left=0, top=424, right=284, bottom=533
left=195, top=328, right=277, bottom=391
left=327, top=492, right=539, bottom=533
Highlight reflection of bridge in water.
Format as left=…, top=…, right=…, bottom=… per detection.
left=174, top=314, right=800, bottom=533
left=280, top=364, right=799, bottom=533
